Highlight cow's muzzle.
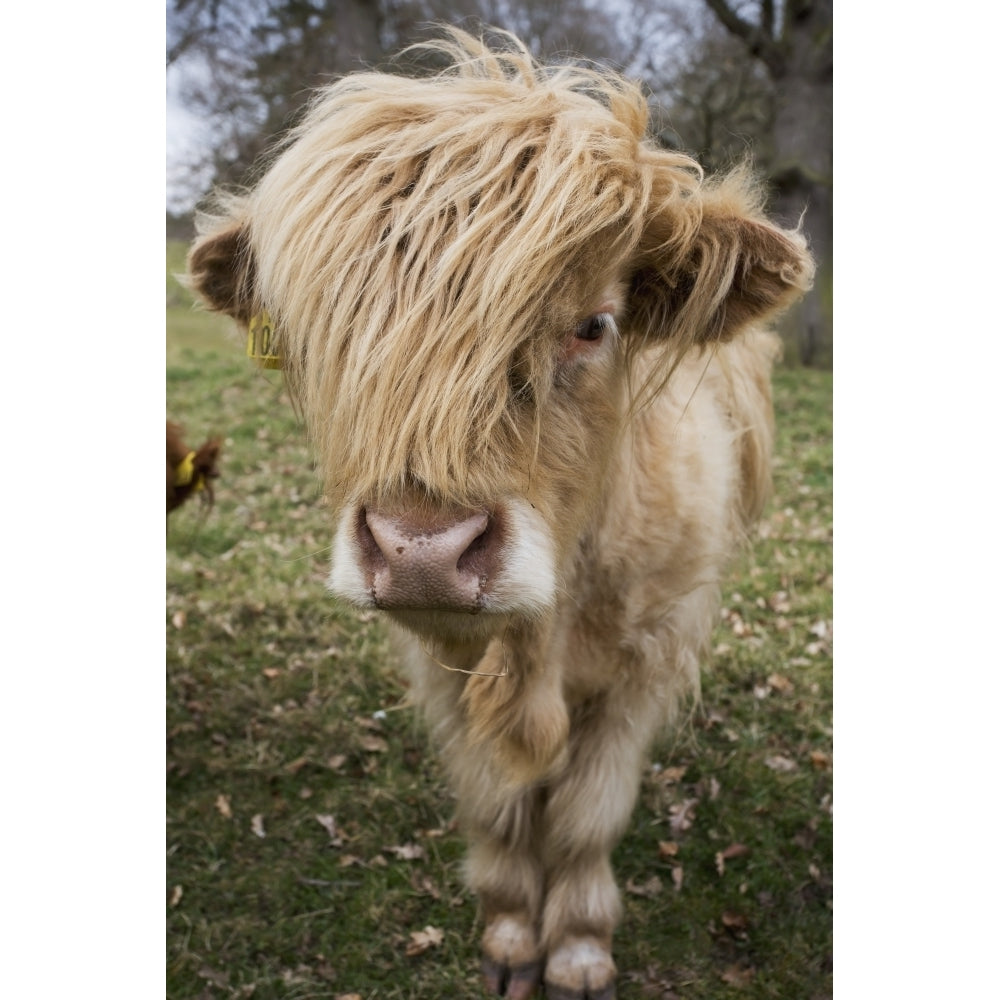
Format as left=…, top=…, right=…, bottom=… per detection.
left=356, top=505, right=502, bottom=613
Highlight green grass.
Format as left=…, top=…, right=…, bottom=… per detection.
left=167, top=242, right=832, bottom=999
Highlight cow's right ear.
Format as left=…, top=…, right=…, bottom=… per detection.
left=186, top=218, right=257, bottom=322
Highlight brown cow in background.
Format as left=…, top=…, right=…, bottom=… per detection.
left=166, top=421, right=221, bottom=517
left=187, top=29, right=812, bottom=999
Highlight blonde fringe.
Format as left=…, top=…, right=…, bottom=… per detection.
left=222, top=30, right=708, bottom=505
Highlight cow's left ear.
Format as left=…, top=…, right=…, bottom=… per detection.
left=186, top=215, right=258, bottom=322
left=629, top=177, right=814, bottom=349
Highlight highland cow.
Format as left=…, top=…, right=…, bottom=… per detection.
left=166, top=421, right=221, bottom=517
left=187, top=29, right=812, bottom=999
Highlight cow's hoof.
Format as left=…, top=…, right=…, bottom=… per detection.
left=481, top=915, right=543, bottom=998
left=543, top=936, right=616, bottom=1000
left=481, top=955, right=543, bottom=998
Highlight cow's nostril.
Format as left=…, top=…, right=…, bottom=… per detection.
left=357, top=507, right=387, bottom=571
left=456, top=518, right=494, bottom=579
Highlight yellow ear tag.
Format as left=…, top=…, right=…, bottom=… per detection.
left=175, top=451, right=203, bottom=490
left=247, top=311, right=283, bottom=369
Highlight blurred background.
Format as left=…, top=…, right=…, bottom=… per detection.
left=166, top=0, right=832, bottom=365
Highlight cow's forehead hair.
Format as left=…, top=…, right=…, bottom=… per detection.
left=242, top=31, right=702, bottom=505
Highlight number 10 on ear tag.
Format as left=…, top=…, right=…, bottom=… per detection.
left=247, top=312, right=282, bottom=369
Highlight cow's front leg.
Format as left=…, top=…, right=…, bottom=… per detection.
left=538, top=694, right=662, bottom=1000
left=462, top=787, right=546, bottom=999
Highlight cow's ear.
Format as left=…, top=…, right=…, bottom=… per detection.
left=630, top=173, right=814, bottom=350
left=186, top=217, right=258, bottom=322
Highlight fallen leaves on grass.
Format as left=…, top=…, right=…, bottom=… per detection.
left=650, top=764, right=687, bottom=784
left=715, top=843, right=749, bottom=877
left=358, top=733, right=389, bottom=753
left=720, top=965, right=755, bottom=987
left=668, top=799, right=698, bottom=834
left=626, top=875, right=664, bottom=899
left=405, top=925, right=444, bottom=956
left=251, top=814, right=266, bottom=838
left=720, top=911, right=749, bottom=939
left=169, top=885, right=183, bottom=907
left=215, top=794, right=232, bottom=819
left=767, top=673, right=795, bottom=695
left=315, top=814, right=343, bottom=846
left=385, top=843, right=425, bottom=861
left=764, top=754, right=799, bottom=773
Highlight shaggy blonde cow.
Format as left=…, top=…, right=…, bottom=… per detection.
left=188, top=30, right=813, bottom=1000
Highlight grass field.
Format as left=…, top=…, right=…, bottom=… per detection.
left=166, top=241, right=832, bottom=1000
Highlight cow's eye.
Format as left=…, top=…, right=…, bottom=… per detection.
left=575, top=313, right=612, bottom=341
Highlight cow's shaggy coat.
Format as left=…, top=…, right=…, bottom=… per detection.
left=188, top=29, right=813, bottom=999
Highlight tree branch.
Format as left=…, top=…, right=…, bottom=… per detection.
left=702, top=0, right=786, bottom=78
left=761, top=0, right=775, bottom=38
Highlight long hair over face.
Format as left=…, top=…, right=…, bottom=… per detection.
left=231, top=29, right=706, bottom=508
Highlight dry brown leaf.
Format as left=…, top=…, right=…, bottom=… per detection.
left=769, top=591, right=792, bottom=613
left=720, top=843, right=750, bottom=860
left=809, top=619, right=831, bottom=639
left=215, top=794, right=233, bottom=820
left=764, top=754, right=798, bottom=773
left=171, top=610, right=186, bottom=629
left=657, top=840, right=679, bottom=859
left=655, top=765, right=687, bottom=784
left=668, top=798, right=698, bottom=834
left=262, top=667, right=281, bottom=679
left=315, top=814, right=342, bottom=845
left=671, top=866, right=684, bottom=892
left=197, top=966, right=229, bottom=988
left=251, top=814, right=266, bottom=838
left=412, top=874, right=442, bottom=899
left=326, top=754, right=347, bottom=771
left=358, top=734, right=389, bottom=753
left=405, top=925, right=444, bottom=957
left=169, top=885, right=183, bottom=907
left=626, top=875, right=664, bottom=899
left=766, top=673, right=794, bottom=695
left=335, top=994, right=363, bottom=1000
left=809, top=750, right=831, bottom=770
left=716, top=841, right=749, bottom=876
left=720, top=965, right=755, bottom=987
left=386, top=843, right=425, bottom=861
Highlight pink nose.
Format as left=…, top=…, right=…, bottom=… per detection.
left=359, top=507, right=499, bottom=612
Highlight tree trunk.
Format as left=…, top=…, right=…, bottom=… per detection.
left=769, top=0, right=832, bottom=365
left=703, top=0, right=832, bottom=364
